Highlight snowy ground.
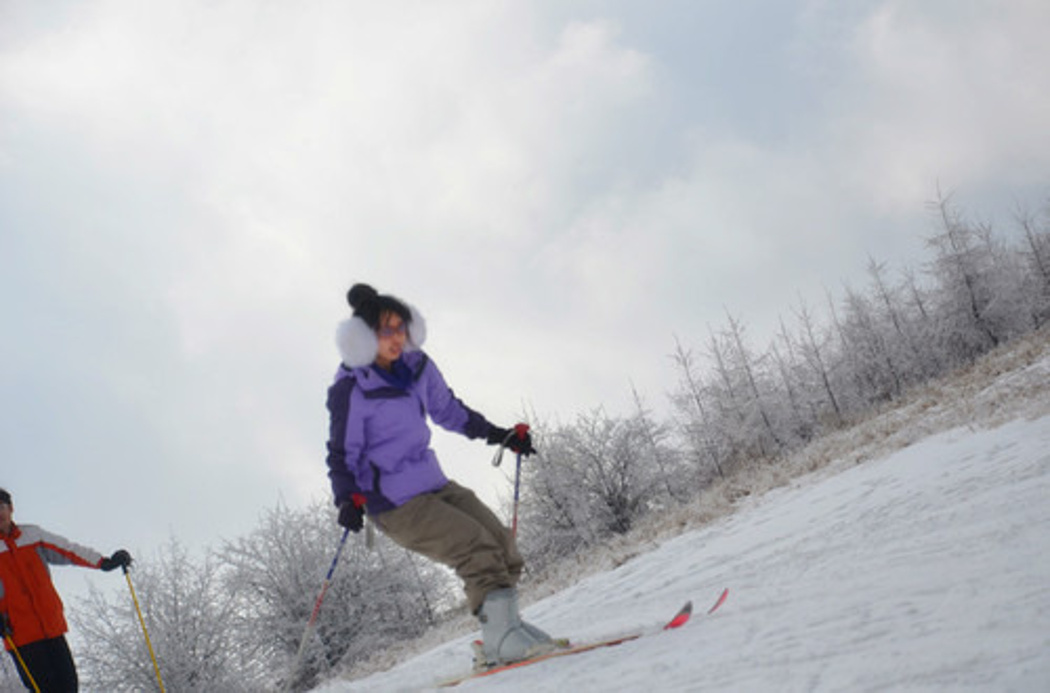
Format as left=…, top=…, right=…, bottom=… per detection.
left=316, top=411, right=1050, bottom=692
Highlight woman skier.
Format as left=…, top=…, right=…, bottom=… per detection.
left=324, top=283, right=556, bottom=666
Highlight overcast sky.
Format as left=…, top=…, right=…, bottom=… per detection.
left=2, top=0, right=1049, bottom=590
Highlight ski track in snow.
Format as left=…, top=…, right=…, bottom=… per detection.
left=316, top=415, right=1050, bottom=692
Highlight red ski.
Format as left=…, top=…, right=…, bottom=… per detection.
left=437, top=588, right=729, bottom=688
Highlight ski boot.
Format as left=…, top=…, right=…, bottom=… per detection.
left=476, top=588, right=559, bottom=668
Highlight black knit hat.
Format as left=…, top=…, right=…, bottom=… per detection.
left=346, top=283, right=412, bottom=330
left=0, top=488, right=11, bottom=506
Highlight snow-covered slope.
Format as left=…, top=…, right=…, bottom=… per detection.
left=316, top=411, right=1050, bottom=692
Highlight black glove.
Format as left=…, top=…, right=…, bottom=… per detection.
left=338, top=495, right=366, bottom=533
left=486, top=423, right=536, bottom=456
left=0, top=612, right=11, bottom=638
left=100, top=549, right=133, bottom=572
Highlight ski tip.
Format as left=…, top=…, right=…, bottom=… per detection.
left=707, top=588, right=729, bottom=615
left=665, top=601, right=693, bottom=629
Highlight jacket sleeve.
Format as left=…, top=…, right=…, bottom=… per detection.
left=24, top=525, right=104, bottom=569
left=419, top=357, right=492, bottom=440
left=325, top=373, right=366, bottom=505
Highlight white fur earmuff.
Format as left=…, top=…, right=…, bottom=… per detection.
left=406, top=303, right=427, bottom=350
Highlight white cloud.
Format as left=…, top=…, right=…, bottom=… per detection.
left=832, top=1, right=1050, bottom=209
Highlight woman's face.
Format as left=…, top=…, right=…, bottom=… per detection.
left=375, top=311, right=408, bottom=368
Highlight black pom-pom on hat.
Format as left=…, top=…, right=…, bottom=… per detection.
left=346, top=283, right=381, bottom=328
left=347, top=283, right=379, bottom=311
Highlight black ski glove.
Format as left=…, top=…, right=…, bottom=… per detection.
left=0, top=612, right=11, bottom=638
left=338, top=494, right=366, bottom=533
left=486, top=423, right=536, bottom=456
left=100, top=549, right=133, bottom=572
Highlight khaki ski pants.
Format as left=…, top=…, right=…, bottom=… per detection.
left=373, top=481, right=523, bottom=613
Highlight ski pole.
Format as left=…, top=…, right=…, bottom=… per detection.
left=511, top=450, right=523, bottom=538
left=286, top=525, right=351, bottom=692
left=490, top=425, right=529, bottom=537
left=124, top=565, right=166, bottom=692
left=4, top=634, right=40, bottom=693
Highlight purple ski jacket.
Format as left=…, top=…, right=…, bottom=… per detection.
left=325, top=350, right=492, bottom=514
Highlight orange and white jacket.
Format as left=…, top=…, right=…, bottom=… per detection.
left=1, top=523, right=103, bottom=648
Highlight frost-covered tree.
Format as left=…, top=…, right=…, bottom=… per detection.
left=72, top=503, right=457, bottom=693
left=519, top=408, right=670, bottom=568
left=73, top=538, right=249, bottom=692
left=721, top=314, right=785, bottom=455
left=669, top=337, right=726, bottom=481
left=516, top=424, right=601, bottom=570
left=925, top=192, right=1006, bottom=363
left=793, top=298, right=843, bottom=428
left=840, top=285, right=904, bottom=403
left=700, top=325, right=769, bottom=465
left=631, top=385, right=689, bottom=503
left=219, top=500, right=344, bottom=691
left=770, top=316, right=816, bottom=442
left=220, top=500, right=452, bottom=692
left=825, top=287, right=872, bottom=415
left=1016, top=206, right=1050, bottom=327
left=900, top=265, right=946, bottom=378
left=865, top=257, right=931, bottom=383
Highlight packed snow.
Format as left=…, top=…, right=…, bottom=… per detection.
left=315, top=412, right=1050, bottom=692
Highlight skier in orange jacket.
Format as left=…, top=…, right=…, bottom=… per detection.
left=0, top=488, right=131, bottom=692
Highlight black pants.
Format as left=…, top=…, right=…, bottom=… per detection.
left=7, top=635, right=78, bottom=692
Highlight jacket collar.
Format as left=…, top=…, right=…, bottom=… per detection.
left=1, top=522, right=20, bottom=541
left=343, top=351, right=429, bottom=393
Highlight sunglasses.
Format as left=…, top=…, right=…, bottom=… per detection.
left=377, top=323, right=408, bottom=339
